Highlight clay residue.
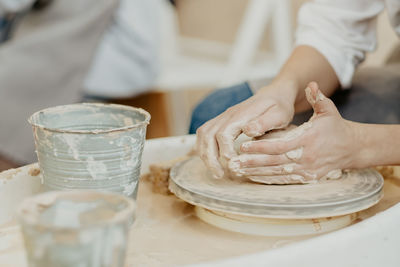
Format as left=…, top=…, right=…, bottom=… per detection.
left=325, top=169, right=342, bottom=180
left=0, top=168, right=22, bottom=180
left=86, top=156, right=107, bottom=180
left=60, top=134, right=85, bottom=160
left=311, top=219, right=322, bottom=231
left=28, top=167, right=40, bottom=177
left=375, top=166, right=395, bottom=180
left=286, top=147, right=303, bottom=160
left=142, top=156, right=191, bottom=195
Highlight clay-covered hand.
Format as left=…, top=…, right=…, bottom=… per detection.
left=230, top=82, right=359, bottom=182
left=196, top=83, right=297, bottom=179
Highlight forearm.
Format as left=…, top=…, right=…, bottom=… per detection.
left=352, top=122, right=400, bottom=168
left=267, top=45, right=340, bottom=112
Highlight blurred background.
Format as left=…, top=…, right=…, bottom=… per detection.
left=0, top=0, right=398, bottom=171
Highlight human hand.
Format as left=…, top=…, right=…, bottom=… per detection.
left=229, top=82, right=359, bottom=182
left=196, top=82, right=297, bottom=179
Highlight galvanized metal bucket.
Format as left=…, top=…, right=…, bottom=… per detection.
left=28, top=103, right=151, bottom=198
left=17, top=190, right=135, bottom=267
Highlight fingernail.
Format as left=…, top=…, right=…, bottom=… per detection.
left=305, top=87, right=316, bottom=105
left=213, top=174, right=221, bottom=179
left=231, top=155, right=247, bottom=162
left=316, top=90, right=325, bottom=101
left=238, top=155, right=248, bottom=163
left=245, top=123, right=263, bottom=136
left=229, top=158, right=240, bottom=169
left=237, top=169, right=246, bottom=175
left=241, top=142, right=251, bottom=152
left=212, top=169, right=224, bottom=179
left=232, top=169, right=244, bottom=177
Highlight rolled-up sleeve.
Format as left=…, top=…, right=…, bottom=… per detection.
left=295, top=0, right=385, bottom=88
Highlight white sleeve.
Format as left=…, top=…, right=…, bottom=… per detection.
left=0, top=0, right=34, bottom=15
left=84, top=0, right=161, bottom=98
left=295, top=0, right=385, bottom=88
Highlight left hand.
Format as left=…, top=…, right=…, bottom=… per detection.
left=228, top=82, right=360, bottom=182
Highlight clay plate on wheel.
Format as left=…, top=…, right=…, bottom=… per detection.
left=169, top=157, right=383, bottom=219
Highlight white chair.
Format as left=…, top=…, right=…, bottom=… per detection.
left=155, top=0, right=293, bottom=135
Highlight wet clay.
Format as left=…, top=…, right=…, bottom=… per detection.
left=231, top=124, right=342, bottom=184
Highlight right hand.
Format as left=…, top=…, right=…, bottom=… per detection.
left=196, top=82, right=298, bottom=179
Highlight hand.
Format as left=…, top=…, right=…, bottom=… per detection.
left=229, top=82, right=359, bottom=182
left=196, top=82, right=297, bottom=179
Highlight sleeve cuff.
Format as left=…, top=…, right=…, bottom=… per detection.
left=295, top=32, right=356, bottom=88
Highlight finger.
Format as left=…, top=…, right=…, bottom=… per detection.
left=216, top=121, right=243, bottom=162
left=240, top=138, right=301, bottom=155
left=215, top=104, right=270, bottom=164
left=199, top=96, right=277, bottom=177
left=196, top=118, right=226, bottom=178
left=216, top=97, right=277, bottom=157
left=204, top=137, right=225, bottom=178
left=242, top=108, right=290, bottom=137
left=197, top=134, right=223, bottom=178
left=248, top=174, right=307, bottom=184
left=198, top=99, right=265, bottom=178
left=305, top=82, right=339, bottom=116
left=229, top=154, right=291, bottom=169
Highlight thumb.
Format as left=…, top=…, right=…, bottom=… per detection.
left=305, top=81, right=339, bottom=116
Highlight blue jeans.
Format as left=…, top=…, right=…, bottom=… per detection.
left=189, top=67, right=400, bottom=134
left=0, top=13, right=24, bottom=43
left=189, top=82, right=253, bottom=134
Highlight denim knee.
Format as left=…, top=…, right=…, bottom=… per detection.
left=189, top=82, right=253, bottom=134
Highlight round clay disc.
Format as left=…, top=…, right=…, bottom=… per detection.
left=169, top=157, right=383, bottom=219
left=194, top=206, right=356, bottom=236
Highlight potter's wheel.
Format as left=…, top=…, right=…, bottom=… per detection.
left=169, top=157, right=383, bottom=236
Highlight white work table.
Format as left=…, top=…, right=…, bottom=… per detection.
left=1, top=135, right=400, bottom=266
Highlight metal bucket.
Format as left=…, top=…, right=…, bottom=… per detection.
left=17, top=190, right=135, bottom=267
left=28, top=103, right=150, bottom=198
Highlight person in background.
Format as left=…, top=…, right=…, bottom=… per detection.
left=192, top=0, right=400, bottom=182
left=83, top=0, right=161, bottom=100
left=0, top=0, right=163, bottom=170
left=0, top=1, right=26, bottom=42
left=0, top=0, right=42, bottom=170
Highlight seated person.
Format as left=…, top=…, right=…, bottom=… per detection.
left=191, top=0, right=400, bottom=181
left=0, top=0, right=162, bottom=169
